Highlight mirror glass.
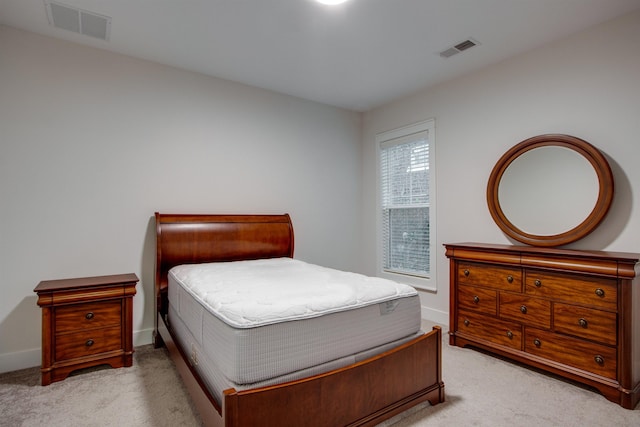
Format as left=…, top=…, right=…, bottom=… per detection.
left=487, top=134, right=614, bottom=247
left=498, top=146, right=599, bottom=236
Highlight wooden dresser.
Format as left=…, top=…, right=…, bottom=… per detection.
left=445, top=243, right=640, bottom=409
left=34, top=273, right=138, bottom=385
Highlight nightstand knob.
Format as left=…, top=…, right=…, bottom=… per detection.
left=85, top=339, right=94, bottom=347
left=85, top=312, right=94, bottom=320
left=464, top=269, right=470, bottom=277
left=507, top=275, right=513, bottom=283
left=595, top=288, right=605, bottom=298
left=464, top=319, right=470, bottom=327
left=520, top=305, right=528, bottom=314
left=534, top=279, right=542, bottom=287
left=506, top=330, right=513, bottom=339
left=473, top=296, right=480, bottom=304
left=579, top=318, right=588, bottom=328
left=533, top=338, right=541, bottom=347
left=594, top=355, right=604, bottom=365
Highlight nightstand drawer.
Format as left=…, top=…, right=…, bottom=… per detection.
left=55, top=326, right=122, bottom=360
left=55, top=300, right=121, bottom=333
left=525, top=328, right=616, bottom=379
left=553, top=303, right=616, bottom=345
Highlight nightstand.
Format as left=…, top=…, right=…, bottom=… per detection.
left=34, top=273, right=138, bottom=385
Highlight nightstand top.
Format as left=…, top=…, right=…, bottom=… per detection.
left=34, top=273, right=139, bottom=293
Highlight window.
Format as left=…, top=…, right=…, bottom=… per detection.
left=377, top=119, right=435, bottom=289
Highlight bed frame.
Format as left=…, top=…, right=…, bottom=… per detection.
left=154, top=212, right=444, bottom=426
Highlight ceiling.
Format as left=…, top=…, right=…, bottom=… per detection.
left=2, top=0, right=640, bottom=112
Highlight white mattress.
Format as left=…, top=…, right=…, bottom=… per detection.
left=168, top=258, right=421, bottom=384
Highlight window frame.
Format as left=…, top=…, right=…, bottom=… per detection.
left=376, top=119, right=436, bottom=291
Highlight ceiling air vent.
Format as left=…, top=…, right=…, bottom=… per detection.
left=439, top=38, right=479, bottom=58
left=45, top=1, right=111, bottom=41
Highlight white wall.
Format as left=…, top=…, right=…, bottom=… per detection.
left=361, top=11, right=640, bottom=324
left=3, top=9, right=640, bottom=373
left=0, top=25, right=362, bottom=372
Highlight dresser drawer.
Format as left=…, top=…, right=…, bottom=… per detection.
left=458, top=262, right=521, bottom=292
left=524, top=270, right=617, bottom=310
left=525, top=328, right=616, bottom=379
left=499, top=293, right=551, bottom=329
left=458, top=285, right=497, bottom=316
left=55, top=300, right=121, bottom=333
left=458, top=310, right=522, bottom=350
left=55, top=325, right=122, bottom=361
left=553, top=303, right=617, bottom=346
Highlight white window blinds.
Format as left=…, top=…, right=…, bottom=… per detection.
left=380, top=130, right=430, bottom=278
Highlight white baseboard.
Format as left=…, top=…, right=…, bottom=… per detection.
left=133, top=327, right=154, bottom=347
left=421, top=305, right=448, bottom=327
left=0, top=328, right=156, bottom=374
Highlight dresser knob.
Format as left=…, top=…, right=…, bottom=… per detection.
left=473, top=296, right=480, bottom=304
left=507, top=275, right=513, bottom=283
left=579, top=318, right=588, bottom=328
left=534, top=279, right=542, bottom=288
left=85, top=312, right=94, bottom=320
left=594, top=355, right=604, bottom=365
left=534, top=338, right=541, bottom=347
left=520, top=305, right=528, bottom=314
left=464, top=269, right=470, bottom=277
left=85, top=339, right=94, bottom=347
left=464, top=319, right=470, bottom=327
left=595, top=288, right=605, bottom=298
left=506, top=330, right=513, bottom=339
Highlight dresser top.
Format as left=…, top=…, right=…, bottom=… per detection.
left=444, top=243, right=640, bottom=279
left=444, top=242, right=640, bottom=262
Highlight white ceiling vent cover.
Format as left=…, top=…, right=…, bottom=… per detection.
left=45, top=1, right=111, bottom=41
left=439, top=38, right=479, bottom=58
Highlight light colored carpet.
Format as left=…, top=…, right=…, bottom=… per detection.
left=0, top=345, right=202, bottom=426
left=1, top=322, right=639, bottom=426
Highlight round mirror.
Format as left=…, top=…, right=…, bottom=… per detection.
left=487, top=134, right=614, bottom=247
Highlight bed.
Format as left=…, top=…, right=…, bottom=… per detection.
left=153, top=213, right=444, bottom=426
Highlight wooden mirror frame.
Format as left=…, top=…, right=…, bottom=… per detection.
left=486, top=134, right=614, bottom=247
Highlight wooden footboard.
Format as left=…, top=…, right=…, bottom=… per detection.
left=159, top=313, right=444, bottom=427
left=224, top=326, right=444, bottom=427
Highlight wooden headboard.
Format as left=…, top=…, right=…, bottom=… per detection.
left=154, top=213, right=294, bottom=321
